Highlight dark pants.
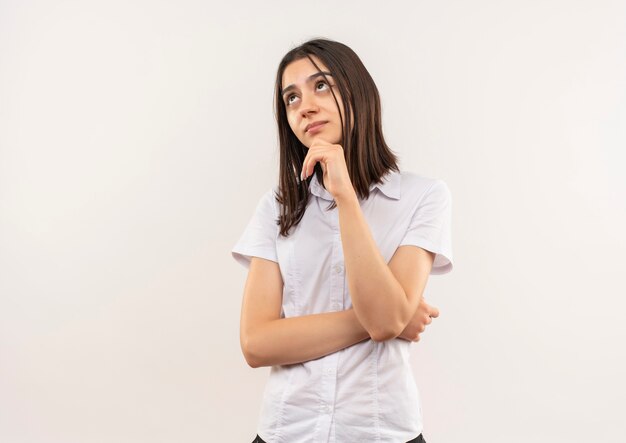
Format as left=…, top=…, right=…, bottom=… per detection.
left=251, top=433, right=427, bottom=442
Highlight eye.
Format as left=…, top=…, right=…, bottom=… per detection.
left=316, top=80, right=329, bottom=91
left=284, top=81, right=332, bottom=107
left=285, top=94, right=297, bottom=106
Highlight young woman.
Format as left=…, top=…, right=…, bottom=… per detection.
left=232, top=38, right=453, bottom=443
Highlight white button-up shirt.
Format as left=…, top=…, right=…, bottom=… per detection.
left=232, top=170, right=453, bottom=442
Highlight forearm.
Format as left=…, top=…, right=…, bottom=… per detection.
left=244, top=309, right=370, bottom=368
left=335, top=193, right=409, bottom=341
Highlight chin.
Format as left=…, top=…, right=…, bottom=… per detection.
left=308, top=135, right=343, bottom=146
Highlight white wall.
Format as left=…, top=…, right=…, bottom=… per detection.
left=1, top=1, right=624, bottom=442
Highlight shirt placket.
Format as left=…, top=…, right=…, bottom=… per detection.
left=316, top=209, right=342, bottom=442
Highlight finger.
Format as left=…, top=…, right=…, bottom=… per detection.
left=302, top=153, right=324, bottom=180
left=301, top=148, right=321, bottom=179
left=419, top=297, right=432, bottom=309
left=429, top=306, right=440, bottom=318
left=302, top=148, right=336, bottom=179
left=301, top=153, right=318, bottom=180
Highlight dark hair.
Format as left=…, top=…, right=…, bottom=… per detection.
left=274, top=37, right=400, bottom=237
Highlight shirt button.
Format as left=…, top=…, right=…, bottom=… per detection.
left=324, top=404, right=332, bottom=414
left=334, top=264, right=343, bottom=274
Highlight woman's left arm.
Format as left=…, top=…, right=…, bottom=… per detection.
left=336, top=193, right=435, bottom=342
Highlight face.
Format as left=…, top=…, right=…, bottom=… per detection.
left=281, top=55, right=352, bottom=147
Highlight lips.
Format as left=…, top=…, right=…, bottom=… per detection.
left=305, top=121, right=328, bottom=132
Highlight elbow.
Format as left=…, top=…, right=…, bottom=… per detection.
left=370, top=330, right=395, bottom=342
left=243, top=353, right=262, bottom=369
left=373, top=300, right=415, bottom=342
left=246, top=359, right=262, bottom=369
left=369, top=322, right=403, bottom=343
left=241, top=335, right=264, bottom=368
left=365, top=292, right=413, bottom=342
left=362, top=312, right=406, bottom=342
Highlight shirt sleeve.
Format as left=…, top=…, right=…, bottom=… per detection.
left=231, top=188, right=280, bottom=270
left=398, top=179, right=454, bottom=275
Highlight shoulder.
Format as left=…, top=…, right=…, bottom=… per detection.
left=247, top=186, right=280, bottom=224
left=259, top=186, right=279, bottom=210
left=398, top=170, right=450, bottom=203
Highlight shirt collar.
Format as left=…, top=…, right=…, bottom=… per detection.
left=309, top=169, right=401, bottom=201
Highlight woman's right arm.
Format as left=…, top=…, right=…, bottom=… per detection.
left=239, top=257, right=371, bottom=368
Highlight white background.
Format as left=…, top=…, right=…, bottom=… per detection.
left=1, top=1, right=625, bottom=442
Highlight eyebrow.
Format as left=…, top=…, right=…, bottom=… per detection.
left=281, top=71, right=333, bottom=97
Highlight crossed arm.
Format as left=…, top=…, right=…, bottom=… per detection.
left=239, top=194, right=435, bottom=368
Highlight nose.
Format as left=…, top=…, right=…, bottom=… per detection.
left=299, top=91, right=319, bottom=117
